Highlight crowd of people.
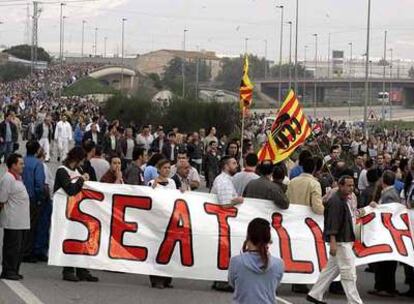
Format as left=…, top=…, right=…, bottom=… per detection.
left=0, top=62, right=414, bottom=304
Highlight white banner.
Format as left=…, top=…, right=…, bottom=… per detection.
left=49, top=182, right=414, bottom=284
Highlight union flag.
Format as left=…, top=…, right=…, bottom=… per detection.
left=258, top=90, right=311, bottom=163
left=240, top=55, right=253, bottom=109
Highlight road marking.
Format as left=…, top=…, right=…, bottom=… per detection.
left=1, top=279, right=45, bottom=304
left=276, top=296, right=294, bottom=304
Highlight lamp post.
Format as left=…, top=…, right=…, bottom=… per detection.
left=303, top=45, right=308, bottom=104
left=276, top=5, right=284, bottom=106
left=313, top=33, right=318, bottom=118
left=287, top=21, right=293, bottom=89
left=182, top=28, right=188, bottom=98
left=121, top=18, right=126, bottom=92
left=348, top=42, right=353, bottom=120
left=104, top=36, right=107, bottom=58
left=382, top=30, right=387, bottom=120
left=389, top=48, right=393, bottom=120
left=327, top=32, right=331, bottom=78
left=293, top=0, right=299, bottom=93
left=363, top=0, right=372, bottom=135
left=264, top=39, right=268, bottom=79
left=81, top=20, right=86, bottom=57
left=244, top=37, right=249, bottom=54
left=94, top=27, right=98, bottom=57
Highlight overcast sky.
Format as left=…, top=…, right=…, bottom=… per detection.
left=1, top=0, right=414, bottom=62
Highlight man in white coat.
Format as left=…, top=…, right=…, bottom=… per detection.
left=54, top=115, right=72, bottom=161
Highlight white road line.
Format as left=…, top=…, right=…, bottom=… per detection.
left=276, top=296, right=294, bottom=304
left=1, top=279, right=45, bottom=304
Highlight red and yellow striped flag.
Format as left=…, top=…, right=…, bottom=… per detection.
left=240, top=55, right=253, bottom=109
left=258, top=90, right=311, bottom=163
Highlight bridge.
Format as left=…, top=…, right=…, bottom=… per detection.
left=255, top=78, right=414, bottom=106
left=89, top=65, right=137, bottom=91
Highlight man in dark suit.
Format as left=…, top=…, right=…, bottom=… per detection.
left=0, top=111, right=18, bottom=163
left=162, top=132, right=180, bottom=164
left=82, top=123, right=102, bottom=146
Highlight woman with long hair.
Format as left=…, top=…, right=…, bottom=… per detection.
left=228, top=218, right=284, bottom=304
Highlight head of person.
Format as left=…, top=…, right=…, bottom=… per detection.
left=302, top=157, right=316, bottom=175
left=338, top=175, right=354, bottom=197
left=242, top=218, right=272, bottom=270
left=298, top=150, right=312, bottom=166
left=62, top=114, right=67, bottom=122
left=226, top=141, right=239, bottom=157
left=6, top=153, right=24, bottom=175
left=245, top=153, right=258, bottom=169
left=158, top=130, right=165, bottom=139
left=365, top=158, right=374, bottom=170
left=199, top=128, right=206, bottom=137
left=5, top=110, right=15, bottom=122
left=382, top=170, right=396, bottom=188
left=366, top=168, right=380, bottom=185
left=220, top=155, right=238, bottom=176
left=91, top=123, right=98, bottom=133
left=142, top=125, right=150, bottom=136
left=125, top=128, right=133, bottom=138
left=209, top=140, right=218, bottom=152
left=132, top=146, right=147, bottom=164
left=355, top=153, right=364, bottom=167
left=26, top=140, right=41, bottom=157
left=390, top=165, right=402, bottom=181
left=192, top=132, right=199, bottom=142
left=177, top=150, right=189, bottom=163
left=330, top=145, right=341, bottom=160
left=208, top=126, right=216, bottom=136
left=156, top=159, right=171, bottom=178
left=168, top=132, right=177, bottom=145
left=272, top=164, right=286, bottom=182
left=64, top=146, right=86, bottom=168
left=108, top=123, right=117, bottom=135
left=377, top=154, right=384, bottom=166
left=258, top=160, right=274, bottom=177
left=37, top=148, right=46, bottom=161
left=83, top=140, right=96, bottom=159
left=384, top=153, right=392, bottom=166
left=147, top=153, right=165, bottom=167
left=95, top=145, right=104, bottom=158
left=109, top=154, right=122, bottom=172
left=177, top=160, right=191, bottom=179
left=44, top=115, right=51, bottom=125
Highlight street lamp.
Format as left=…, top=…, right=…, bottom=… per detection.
left=276, top=5, right=284, bottom=106
left=389, top=48, right=393, bottom=120
left=327, top=32, right=331, bottom=78
left=363, top=0, right=372, bottom=135
left=294, top=0, right=299, bottom=93
left=94, top=27, right=98, bottom=57
left=287, top=21, right=293, bottom=89
left=121, top=18, right=126, bottom=91
left=59, top=3, right=66, bottom=97
left=313, top=33, right=318, bottom=118
left=104, top=36, right=107, bottom=58
left=382, top=30, right=388, bottom=120
left=303, top=45, right=308, bottom=104
left=81, top=20, right=86, bottom=57
left=182, top=28, right=188, bottom=98
left=348, top=42, right=353, bottom=120
left=264, top=39, right=268, bottom=79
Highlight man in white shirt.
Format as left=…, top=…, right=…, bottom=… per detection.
left=0, top=153, right=30, bottom=280
left=90, top=146, right=110, bottom=181
left=232, top=153, right=259, bottom=196
left=54, top=115, right=72, bottom=161
left=36, top=116, right=53, bottom=162
left=170, top=150, right=201, bottom=190
left=136, top=125, right=154, bottom=151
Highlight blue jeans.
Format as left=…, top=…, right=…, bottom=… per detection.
left=0, top=142, right=14, bottom=162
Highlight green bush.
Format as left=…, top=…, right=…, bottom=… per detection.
left=104, top=94, right=240, bottom=134
left=3, top=44, right=51, bottom=63
left=63, top=77, right=117, bottom=96
left=0, top=62, right=30, bottom=82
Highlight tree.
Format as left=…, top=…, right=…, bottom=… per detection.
left=162, top=57, right=211, bottom=96
left=0, top=62, right=30, bottom=82
left=3, top=44, right=52, bottom=63
left=409, top=66, right=414, bottom=79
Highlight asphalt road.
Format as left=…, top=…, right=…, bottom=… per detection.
left=0, top=133, right=413, bottom=304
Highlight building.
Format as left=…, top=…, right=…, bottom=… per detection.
left=135, top=49, right=222, bottom=79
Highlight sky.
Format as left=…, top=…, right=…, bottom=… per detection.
left=1, top=0, right=414, bottom=62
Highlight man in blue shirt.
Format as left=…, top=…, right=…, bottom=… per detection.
left=22, top=140, right=45, bottom=263
left=290, top=149, right=312, bottom=180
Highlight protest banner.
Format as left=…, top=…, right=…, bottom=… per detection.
left=49, top=182, right=414, bottom=284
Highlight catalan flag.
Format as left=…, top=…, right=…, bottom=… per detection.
left=258, top=90, right=311, bottom=163
left=240, top=55, right=253, bottom=109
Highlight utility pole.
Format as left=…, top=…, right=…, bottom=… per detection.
left=264, top=39, right=268, bottom=79
left=389, top=48, right=393, bottom=120
left=94, top=27, right=98, bottom=57
left=195, top=46, right=200, bottom=101
left=327, top=32, right=331, bottom=78
left=382, top=30, right=387, bottom=120
left=244, top=37, right=249, bottom=54
left=276, top=5, right=284, bottom=106
left=313, top=33, right=318, bottom=118
left=121, top=18, right=126, bottom=91
left=182, top=28, right=188, bottom=98
left=31, top=1, right=40, bottom=74
left=363, top=0, right=371, bottom=135
left=349, top=42, right=353, bottom=120
left=81, top=20, right=86, bottom=57
left=303, top=45, right=308, bottom=104
left=25, top=3, right=30, bottom=44
left=104, top=36, right=107, bottom=58
left=294, top=0, right=299, bottom=93
left=287, top=21, right=293, bottom=89
left=58, top=3, right=65, bottom=97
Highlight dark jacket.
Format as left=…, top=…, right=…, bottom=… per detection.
left=0, top=120, right=18, bottom=143
left=119, top=137, right=136, bottom=159
left=35, top=123, right=53, bottom=142
left=81, top=160, right=97, bottom=182
left=243, top=176, right=290, bottom=210
left=151, top=137, right=167, bottom=153
left=123, top=162, right=144, bottom=185
left=162, top=143, right=180, bottom=163
left=358, top=184, right=376, bottom=208
left=53, top=167, right=84, bottom=196
left=323, top=191, right=355, bottom=243
left=83, top=130, right=103, bottom=145
left=103, top=134, right=122, bottom=156
left=204, top=152, right=220, bottom=188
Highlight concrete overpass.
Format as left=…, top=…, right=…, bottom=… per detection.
left=255, top=78, right=414, bottom=106
left=89, top=65, right=137, bottom=91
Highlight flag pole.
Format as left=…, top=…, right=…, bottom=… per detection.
left=240, top=107, right=246, bottom=168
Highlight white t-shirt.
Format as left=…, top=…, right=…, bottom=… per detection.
left=0, top=172, right=30, bottom=230
left=90, top=158, right=110, bottom=181
left=148, top=178, right=177, bottom=190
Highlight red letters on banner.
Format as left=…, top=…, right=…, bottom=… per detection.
left=305, top=218, right=328, bottom=271
left=109, top=195, right=152, bottom=261
left=353, top=213, right=392, bottom=257
left=156, top=199, right=194, bottom=266
left=382, top=213, right=413, bottom=256
left=204, top=203, right=238, bottom=270
left=272, top=213, right=314, bottom=274
left=63, top=190, right=104, bottom=255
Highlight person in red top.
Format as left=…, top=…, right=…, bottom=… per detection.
left=100, top=154, right=123, bottom=184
